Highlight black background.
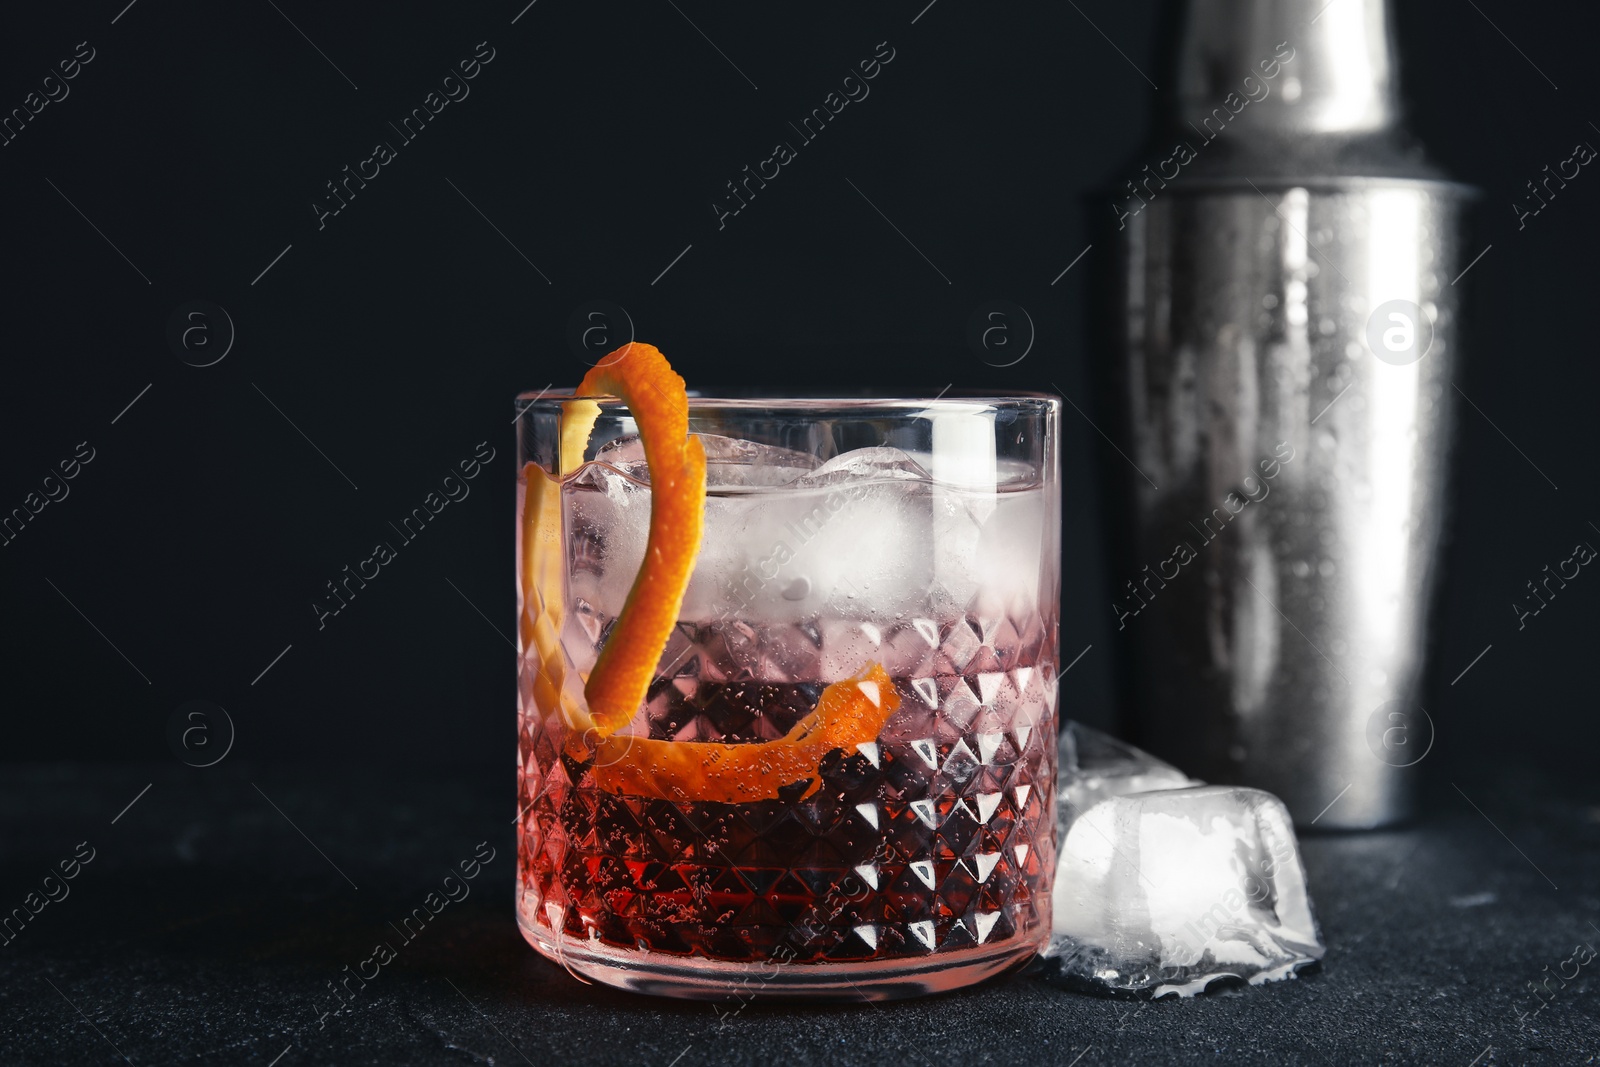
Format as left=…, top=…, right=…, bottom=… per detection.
left=2, top=0, right=1596, bottom=786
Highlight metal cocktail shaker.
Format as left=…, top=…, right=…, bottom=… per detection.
left=1094, top=0, right=1472, bottom=828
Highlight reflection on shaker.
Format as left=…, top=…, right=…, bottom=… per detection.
left=1094, top=0, right=1475, bottom=828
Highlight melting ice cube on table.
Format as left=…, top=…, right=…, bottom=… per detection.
left=1057, top=719, right=1199, bottom=821
left=1042, top=724, right=1325, bottom=998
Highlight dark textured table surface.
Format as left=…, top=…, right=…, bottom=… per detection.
left=2, top=763, right=1597, bottom=1066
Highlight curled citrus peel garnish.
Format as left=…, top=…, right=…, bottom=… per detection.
left=520, top=341, right=898, bottom=803
left=519, top=461, right=579, bottom=732
left=594, top=665, right=900, bottom=803
left=564, top=343, right=708, bottom=739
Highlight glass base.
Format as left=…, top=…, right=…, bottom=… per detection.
left=518, top=914, right=1041, bottom=1002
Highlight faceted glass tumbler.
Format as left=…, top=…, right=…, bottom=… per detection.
left=514, top=393, right=1062, bottom=1000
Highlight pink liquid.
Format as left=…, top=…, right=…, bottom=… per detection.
left=516, top=611, right=1056, bottom=969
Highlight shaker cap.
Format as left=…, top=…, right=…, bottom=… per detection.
left=1172, top=0, right=1399, bottom=136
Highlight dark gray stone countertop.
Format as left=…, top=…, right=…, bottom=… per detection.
left=1, top=763, right=1596, bottom=1066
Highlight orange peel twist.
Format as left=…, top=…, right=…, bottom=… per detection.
left=520, top=341, right=898, bottom=802
left=566, top=343, right=708, bottom=739
left=593, top=665, right=900, bottom=803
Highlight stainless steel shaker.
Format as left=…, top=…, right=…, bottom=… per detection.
left=1094, top=0, right=1472, bottom=827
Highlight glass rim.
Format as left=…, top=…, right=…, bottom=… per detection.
left=514, top=388, right=1062, bottom=411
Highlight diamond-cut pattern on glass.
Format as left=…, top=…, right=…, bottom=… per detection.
left=519, top=603, right=1058, bottom=964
